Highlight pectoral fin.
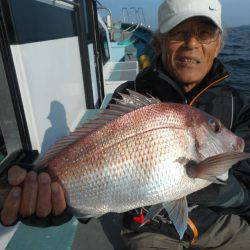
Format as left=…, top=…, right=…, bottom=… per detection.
left=163, top=197, right=188, bottom=239
left=186, top=152, right=250, bottom=183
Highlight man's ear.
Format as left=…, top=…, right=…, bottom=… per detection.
left=216, top=35, right=223, bottom=57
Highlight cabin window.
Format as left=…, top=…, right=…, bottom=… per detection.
left=99, top=25, right=110, bottom=65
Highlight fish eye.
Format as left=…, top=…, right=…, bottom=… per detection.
left=208, top=118, right=221, bottom=133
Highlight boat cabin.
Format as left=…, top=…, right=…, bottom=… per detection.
left=0, top=0, right=154, bottom=248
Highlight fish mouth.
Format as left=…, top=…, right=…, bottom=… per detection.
left=176, top=56, right=201, bottom=65
left=233, top=137, right=245, bottom=152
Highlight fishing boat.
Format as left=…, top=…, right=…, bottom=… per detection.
left=0, top=0, right=155, bottom=249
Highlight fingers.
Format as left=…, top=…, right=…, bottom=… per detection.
left=2, top=166, right=66, bottom=225
left=1, top=187, right=22, bottom=226
left=51, top=182, right=66, bottom=216
left=36, top=173, right=52, bottom=218
left=20, top=171, right=38, bottom=217
left=8, top=165, right=27, bottom=186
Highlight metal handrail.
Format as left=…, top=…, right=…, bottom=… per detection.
left=130, top=7, right=138, bottom=24
left=97, top=6, right=112, bottom=18
left=121, top=8, right=137, bottom=33
left=121, top=22, right=140, bottom=40
left=123, top=23, right=140, bottom=34
left=135, top=10, right=142, bottom=25
left=122, top=8, right=130, bottom=23
left=121, top=23, right=137, bottom=33
left=115, top=7, right=148, bottom=42
left=97, top=6, right=113, bottom=28
left=138, top=8, right=146, bottom=26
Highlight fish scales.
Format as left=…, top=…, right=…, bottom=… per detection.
left=47, top=104, right=209, bottom=215
left=0, top=89, right=246, bottom=242
left=32, top=91, right=250, bottom=238
left=37, top=93, right=249, bottom=228
left=51, top=103, right=190, bottom=167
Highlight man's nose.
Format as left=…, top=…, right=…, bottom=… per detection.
left=183, top=35, right=200, bottom=49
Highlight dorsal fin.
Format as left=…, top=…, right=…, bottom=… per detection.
left=34, top=90, right=160, bottom=169
left=126, top=89, right=161, bottom=105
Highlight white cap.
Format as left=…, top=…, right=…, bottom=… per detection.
left=158, top=0, right=222, bottom=34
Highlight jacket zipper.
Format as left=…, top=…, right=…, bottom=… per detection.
left=189, top=73, right=230, bottom=106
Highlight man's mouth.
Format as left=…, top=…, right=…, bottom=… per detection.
left=176, top=57, right=201, bottom=64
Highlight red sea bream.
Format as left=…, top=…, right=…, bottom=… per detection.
left=35, top=90, right=250, bottom=238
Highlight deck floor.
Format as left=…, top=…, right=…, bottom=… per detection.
left=73, top=213, right=126, bottom=250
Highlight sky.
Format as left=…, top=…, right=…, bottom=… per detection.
left=100, top=0, right=250, bottom=29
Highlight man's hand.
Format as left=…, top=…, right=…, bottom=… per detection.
left=1, top=165, right=66, bottom=226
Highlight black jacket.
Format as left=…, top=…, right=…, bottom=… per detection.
left=111, top=58, right=250, bottom=239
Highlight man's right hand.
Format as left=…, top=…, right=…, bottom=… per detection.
left=1, top=165, right=66, bottom=226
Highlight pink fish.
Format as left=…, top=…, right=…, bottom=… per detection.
left=9, top=91, right=250, bottom=238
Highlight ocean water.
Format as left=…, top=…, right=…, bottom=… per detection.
left=219, top=25, right=250, bottom=101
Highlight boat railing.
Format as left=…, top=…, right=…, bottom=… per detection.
left=113, top=7, right=149, bottom=42
left=122, top=7, right=131, bottom=23
left=135, top=9, right=143, bottom=26
left=123, top=23, right=140, bottom=34
left=121, top=23, right=137, bottom=33
left=103, top=61, right=139, bottom=95
left=120, top=7, right=142, bottom=40
left=97, top=5, right=113, bottom=30
left=129, top=7, right=138, bottom=24
left=138, top=7, right=146, bottom=26
left=122, top=7, right=142, bottom=26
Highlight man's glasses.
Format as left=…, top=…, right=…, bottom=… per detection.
left=166, top=24, right=221, bottom=44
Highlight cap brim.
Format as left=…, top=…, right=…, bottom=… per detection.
left=159, top=11, right=222, bottom=34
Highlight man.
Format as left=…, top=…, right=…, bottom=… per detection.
left=2, top=0, right=250, bottom=249
left=111, top=1, right=250, bottom=249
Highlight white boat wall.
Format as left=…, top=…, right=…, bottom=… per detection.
left=0, top=0, right=154, bottom=249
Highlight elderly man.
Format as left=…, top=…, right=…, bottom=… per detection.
left=109, top=1, right=250, bottom=249
left=2, top=0, right=250, bottom=249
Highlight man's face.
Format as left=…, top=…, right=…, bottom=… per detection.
left=161, top=17, right=222, bottom=87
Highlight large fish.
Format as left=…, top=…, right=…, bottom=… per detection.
left=32, top=91, right=250, bottom=237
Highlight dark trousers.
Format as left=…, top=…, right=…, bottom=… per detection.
left=122, top=214, right=250, bottom=250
